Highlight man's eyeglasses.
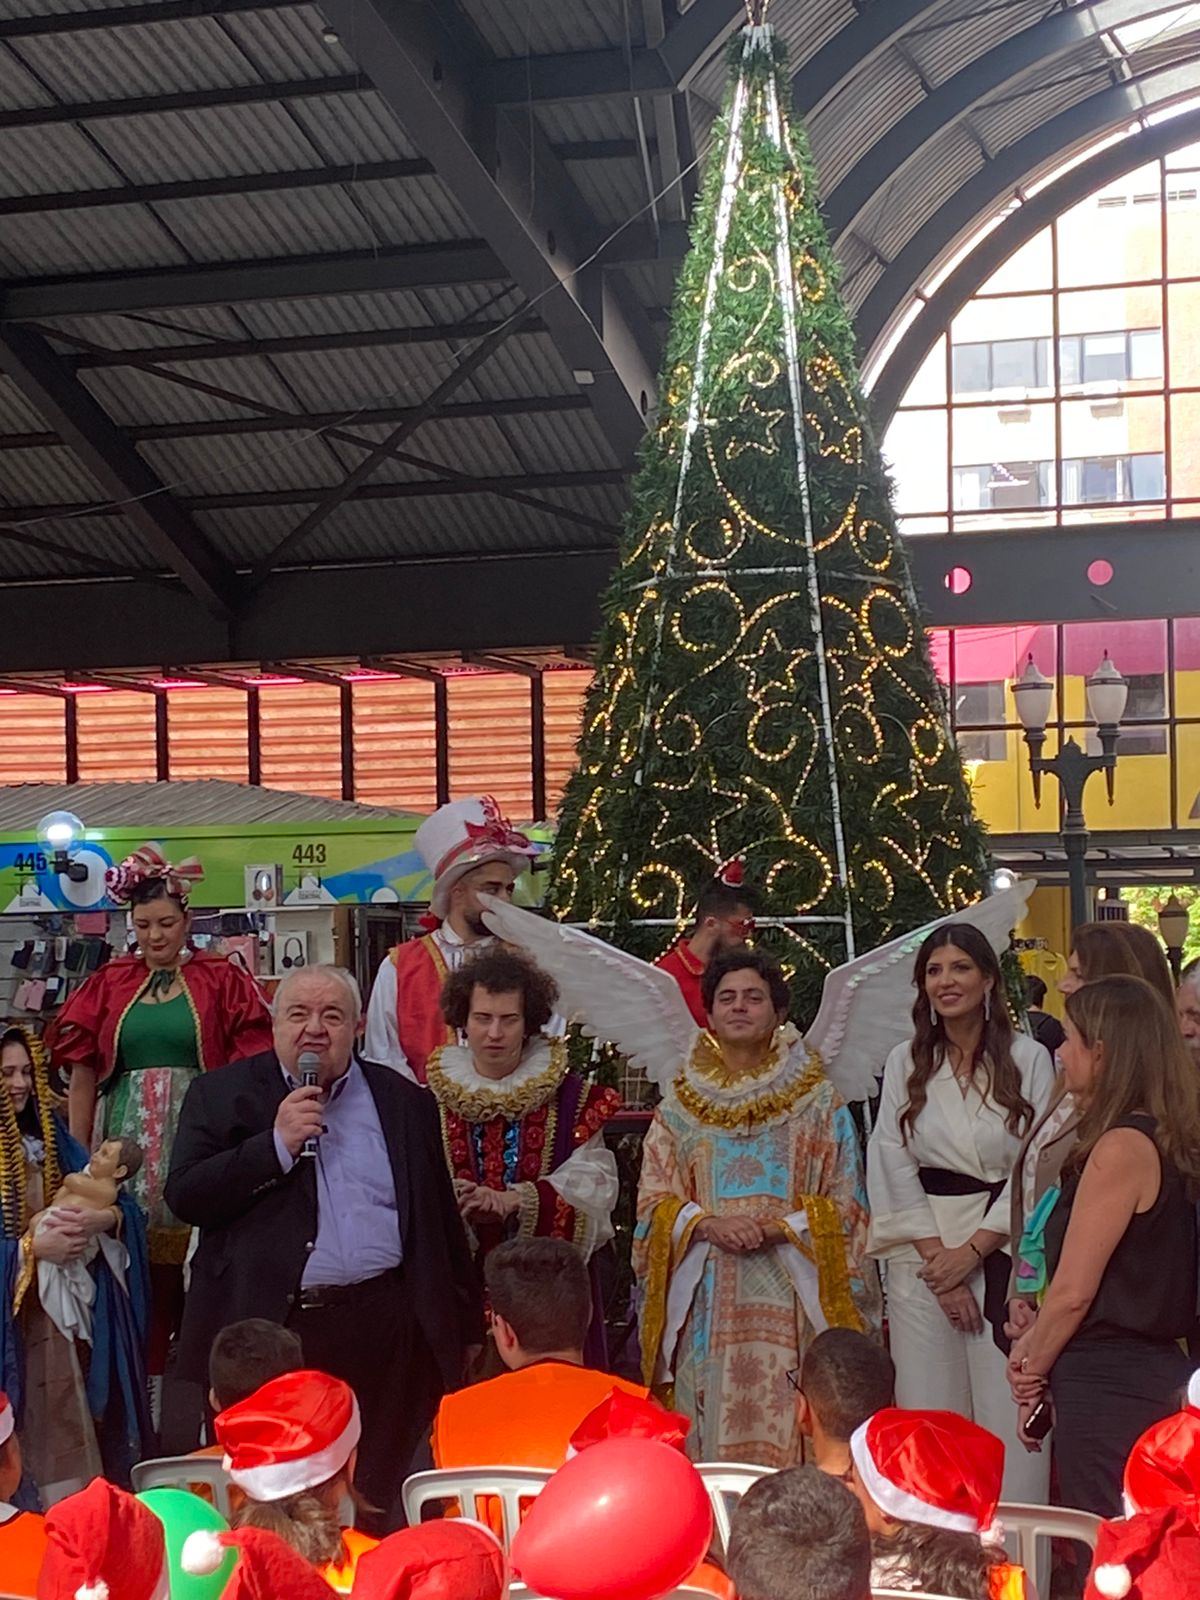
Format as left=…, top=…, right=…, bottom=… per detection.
left=785, top=1368, right=801, bottom=1393
left=724, top=916, right=756, bottom=937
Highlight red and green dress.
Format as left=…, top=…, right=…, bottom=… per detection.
left=45, top=952, right=273, bottom=1266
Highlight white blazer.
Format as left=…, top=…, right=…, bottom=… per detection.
left=867, top=1032, right=1055, bottom=1263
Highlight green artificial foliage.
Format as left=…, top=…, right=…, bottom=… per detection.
left=551, top=25, right=993, bottom=1025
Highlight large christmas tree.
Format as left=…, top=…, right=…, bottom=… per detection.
left=551, top=14, right=993, bottom=1025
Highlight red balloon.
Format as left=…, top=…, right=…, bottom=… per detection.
left=511, top=1438, right=714, bottom=1600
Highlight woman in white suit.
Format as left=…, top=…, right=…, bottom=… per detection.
left=867, top=922, right=1054, bottom=1504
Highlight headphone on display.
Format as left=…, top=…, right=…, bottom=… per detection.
left=280, top=936, right=307, bottom=970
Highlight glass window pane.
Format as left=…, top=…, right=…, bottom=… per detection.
left=1129, top=327, right=1164, bottom=379
left=1167, top=182, right=1200, bottom=277
left=1058, top=162, right=1163, bottom=288
left=900, top=336, right=947, bottom=405
left=1130, top=452, right=1166, bottom=499
left=952, top=465, right=988, bottom=511
left=951, top=342, right=991, bottom=394
left=1082, top=332, right=1128, bottom=382
left=992, top=339, right=1039, bottom=388
left=884, top=409, right=948, bottom=513
left=1059, top=335, right=1082, bottom=385
left=978, top=228, right=1053, bottom=294
left=1170, top=394, right=1200, bottom=500
left=1168, top=282, right=1200, bottom=385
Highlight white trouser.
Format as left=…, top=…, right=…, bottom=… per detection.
left=885, top=1257, right=1050, bottom=1506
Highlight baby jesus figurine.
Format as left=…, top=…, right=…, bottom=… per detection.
left=36, top=1136, right=143, bottom=1345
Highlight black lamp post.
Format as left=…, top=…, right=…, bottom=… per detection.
left=1012, top=653, right=1128, bottom=934
left=1157, top=893, right=1190, bottom=982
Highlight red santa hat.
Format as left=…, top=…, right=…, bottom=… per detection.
left=1086, top=1505, right=1200, bottom=1599
left=215, top=1369, right=361, bottom=1502
left=849, top=1408, right=1005, bottom=1540
left=415, top=798, right=536, bottom=919
left=1124, top=1373, right=1200, bottom=1521
left=717, top=858, right=745, bottom=889
left=0, top=1389, right=13, bottom=1448
left=180, top=1525, right=336, bottom=1600
left=39, top=1477, right=169, bottom=1600
left=568, top=1388, right=690, bottom=1456
left=351, top=1521, right=507, bottom=1600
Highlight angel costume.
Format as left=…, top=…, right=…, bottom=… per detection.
left=427, top=1035, right=620, bottom=1357
left=635, top=1025, right=878, bottom=1466
left=474, top=880, right=1034, bottom=1469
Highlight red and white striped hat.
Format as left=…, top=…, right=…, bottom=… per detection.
left=850, top=1408, right=1005, bottom=1540
left=215, top=1370, right=361, bottom=1502
left=0, top=1390, right=13, bottom=1449
left=414, top=797, right=535, bottom=918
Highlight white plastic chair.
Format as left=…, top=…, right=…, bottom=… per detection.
left=131, top=1454, right=233, bottom=1519
left=694, top=1461, right=770, bottom=1551
left=401, top=1467, right=552, bottom=1548
left=998, top=1499, right=1100, bottom=1593
left=873, top=1590, right=962, bottom=1599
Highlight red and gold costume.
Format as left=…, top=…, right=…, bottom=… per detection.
left=428, top=1036, right=619, bottom=1260
left=655, top=942, right=708, bottom=1027
left=369, top=932, right=456, bottom=1084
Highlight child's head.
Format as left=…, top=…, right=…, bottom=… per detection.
left=848, top=1408, right=1007, bottom=1600
left=91, top=1136, right=143, bottom=1184
left=727, top=1466, right=871, bottom=1600
left=208, top=1319, right=304, bottom=1415
left=219, top=1369, right=363, bottom=1570
left=795, top=1329, right=895, bottom=1447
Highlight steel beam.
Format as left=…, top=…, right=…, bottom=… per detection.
left=854, top=59, right=1200, bottom=367
left=0, top=75, right=362, bottom=132
left=0, top=159, right=433, bottom=217
left=0, top=519, right=1198, bottom=671
left=825, top=0, right=1171, bottom=243
left=869, top=98, right=1200, bottom=420
left=486, top=47, right=675, bottom=106
left=1, top=242, right=507, bottom=319
left=0, top=0, right=299, bottom=37
left=64, top=318, right=545, bottom=370
left=317, top=0, right=655, bottom=467
left=0, top=325, right=237, bottom=617
left=657, top=0, right=745, bottom=90
left=792, top=0, right=949, bottom=118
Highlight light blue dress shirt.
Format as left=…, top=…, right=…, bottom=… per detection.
left=274, top=1058, right=403, bottom=1288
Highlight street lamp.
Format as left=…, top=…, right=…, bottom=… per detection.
left=1158, top=893, right=1190, bottom=982
left=1012, top=652, right=1127, bottom=932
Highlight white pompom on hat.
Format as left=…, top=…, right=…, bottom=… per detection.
left=1085, top=1505, right=1200, bottom=1599
left=180, top=1526, right=337, bottom=1600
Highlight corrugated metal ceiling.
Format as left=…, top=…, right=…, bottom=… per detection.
left=0, top=779, right=403, bottom=826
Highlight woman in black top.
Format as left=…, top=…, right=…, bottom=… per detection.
left=1007, top=974, right=1200, bottom=1516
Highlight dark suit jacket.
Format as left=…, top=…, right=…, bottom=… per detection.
left=164, top=1051, right=483, bottom=1386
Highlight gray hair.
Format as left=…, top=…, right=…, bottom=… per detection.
left=272, top=963, right=362, bottom=1018
left=1180, top=957, right=1200, bottom=994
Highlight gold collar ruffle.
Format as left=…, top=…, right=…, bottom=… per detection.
left=673, top=1024, right=826, bottom=1129
left=427, top=1035, right=569, bottom=1122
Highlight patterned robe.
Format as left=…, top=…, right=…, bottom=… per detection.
left=634, top=1028, right=880, bottom=1467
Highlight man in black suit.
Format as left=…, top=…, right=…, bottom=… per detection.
left=165, top=963, right=481, bottom=1528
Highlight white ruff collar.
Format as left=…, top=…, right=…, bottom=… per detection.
left=673, top=1023, right=826, bottom=1129
left=429, top=1035, right=567, bottom=1120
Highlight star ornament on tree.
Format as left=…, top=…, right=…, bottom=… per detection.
left=724, top=393, right=786, bottom=460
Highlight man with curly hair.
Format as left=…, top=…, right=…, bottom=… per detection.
left=428, top=950, right=621, bottom=1355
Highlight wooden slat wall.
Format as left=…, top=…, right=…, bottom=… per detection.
left=76, top=691, right=156, bottom=783
left=0, top=667, right=596, bottom=818
left=544, top=668, right=591, bottom=812
left=448, top=673, right=533, bottom=816
left=168, top=688, right=249, bottom=783
left=259, top=684, right=342, bottom=801
left=353, top=678, right=438, bottom=812
left=0, top=695, right=66, bottom=782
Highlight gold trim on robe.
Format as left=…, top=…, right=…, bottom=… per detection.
left=638, top=1194, right=688, bottom=1386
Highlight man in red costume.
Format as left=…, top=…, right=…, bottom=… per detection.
left=364, top=797, right=538, bottom=1083
left=654, top=865, right=759, bottom=1027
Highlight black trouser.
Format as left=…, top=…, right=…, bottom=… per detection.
left=287, top=1267, right=444, bottom=1534
left=1051, top=1337, right=1190, bottom=1517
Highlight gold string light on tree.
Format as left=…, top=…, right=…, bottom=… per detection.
left=551, top=22, right=992, bottom=1025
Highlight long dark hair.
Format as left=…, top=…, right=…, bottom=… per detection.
left=873, top=1523, right=1000, bottom=1600
left=899, top=922, right=1033, bottom=1144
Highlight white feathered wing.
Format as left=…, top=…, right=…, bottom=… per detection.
left=804, top=879, right=1036, bottom=1104
left=478, top=894, right=699, bottom=1093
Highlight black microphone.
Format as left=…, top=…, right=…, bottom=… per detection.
left=299, top=1049, right=321, bottom=1160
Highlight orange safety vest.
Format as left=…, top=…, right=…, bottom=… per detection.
left=433, top=1362, right=649, bottom=1473
left=320, top=1528, right=380, bottom=1593
left=0, top=1508, right=48, bottom=1597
